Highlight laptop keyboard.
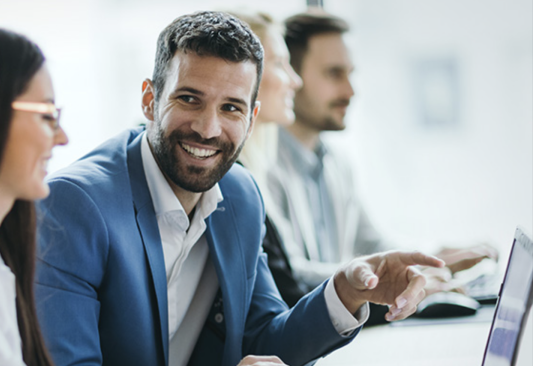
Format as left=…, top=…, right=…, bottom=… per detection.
left=464, top=273, right=501, bottom=304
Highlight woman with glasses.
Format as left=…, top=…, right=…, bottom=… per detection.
left=0, top=29, right=68, bottom=366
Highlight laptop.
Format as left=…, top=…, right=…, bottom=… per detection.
left=481, top=227, right=533, bottom=366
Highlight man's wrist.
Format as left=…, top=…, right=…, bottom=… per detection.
left=324, top=278, right=369, bottom=335
left=333, top=270, right=366, bottom=314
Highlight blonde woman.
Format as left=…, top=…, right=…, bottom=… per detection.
left=234, top=11, right=302, bottom=189
left=228, top=11, right=307, bottom=306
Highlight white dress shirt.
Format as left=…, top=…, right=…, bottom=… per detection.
left=141, top=134, right=221, bottom=365
left=0, top=255, right=26, bottom=366
left=140, top=132, right=368, bottom=364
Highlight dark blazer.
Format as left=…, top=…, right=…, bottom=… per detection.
left=263, top=216, right=309, bottom=307
left=35, top=127, right=358, bottom=366
left=263, top=218, right=389, bottom=326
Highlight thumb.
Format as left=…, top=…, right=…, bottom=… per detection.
left=346, top=261, right=379, bottom=290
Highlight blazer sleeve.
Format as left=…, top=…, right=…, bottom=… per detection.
left=35, top=178, right=108, bottom=366
left=242, top=251, right=359, bottom=365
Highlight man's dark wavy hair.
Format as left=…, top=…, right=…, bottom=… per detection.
left=284, top=12, right=349, bottom=74
left=152, top=11, right=264, bottom=109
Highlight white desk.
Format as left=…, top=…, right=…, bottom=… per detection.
left=316, top=306, right=533, bottom=366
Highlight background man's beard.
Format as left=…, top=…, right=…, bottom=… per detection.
left=320, top=116, right=346, bottom=131
left=321, top=99, right=350, bottom=131
left=149, top=124, right=245, bottom=193
left=294, top=95, right=350, bottom=132
left=294, top=109, right=346, bottom=132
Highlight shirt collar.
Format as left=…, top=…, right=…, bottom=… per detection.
left=278, top=127, right=328, bottom=180
left=140, top=132, right=223, bottom=222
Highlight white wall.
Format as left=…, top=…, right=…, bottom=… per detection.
left=332, top=0, right=533, bottom=257
left=1, top=0, right=531, bottom=255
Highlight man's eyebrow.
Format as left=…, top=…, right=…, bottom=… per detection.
left=174, top=87, right=205, bottom=96
left=326, top=65, right=355, bottom=73
left=226, top=97, right=248, bottom=107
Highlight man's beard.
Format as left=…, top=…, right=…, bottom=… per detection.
left=323, top=98, right=350, bottom=131
left=294, top=94, right=351, bottom=132
left=149, top=122, right=246, bottom=193
left=320, top=116, right=346, bottom=131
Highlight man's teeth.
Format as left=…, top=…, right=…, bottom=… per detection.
left=181, top=143, right=217, bottom=158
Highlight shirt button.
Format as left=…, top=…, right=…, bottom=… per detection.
left=214, top=313, right=224, bottom=323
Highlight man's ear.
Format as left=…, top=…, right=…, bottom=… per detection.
left=247, top=101, right=261, bottom=138
left=141, top=79, right=155, bottom=121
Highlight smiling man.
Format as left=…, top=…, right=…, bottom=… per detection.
left=143, top=50, right=259, bottom=206
left=34, top=11, right=443, bottom=366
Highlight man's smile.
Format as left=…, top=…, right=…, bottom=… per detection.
left=179, top=142, right=219, bottom=160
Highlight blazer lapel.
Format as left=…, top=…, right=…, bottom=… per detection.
left=205, top=199, right=246, bottom=366
left=127, top=132, right=169, bottom=365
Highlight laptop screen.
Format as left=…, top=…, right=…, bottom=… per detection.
left=482, top=228, right=533, bottom=366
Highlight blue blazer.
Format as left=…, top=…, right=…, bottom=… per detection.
left=35, top=128, right=357, bottom=366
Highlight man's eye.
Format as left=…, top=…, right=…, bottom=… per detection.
left=42, top=114, right=55, bottom=121
left=222, top=104, right=239, bottom=112
left=328, top=71, right=343, bottom=80
left=179, top=95, right=197, bottom=103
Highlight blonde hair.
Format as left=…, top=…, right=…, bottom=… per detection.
left=227, top=10, right=283, bottom=197
left=225, top=11, right=279, bottom=40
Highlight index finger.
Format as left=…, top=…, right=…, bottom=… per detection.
left=400, top=251, right=445, bottom=268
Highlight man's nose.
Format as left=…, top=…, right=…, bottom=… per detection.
left=343, top=77, right=355, bottom=99
left=190, top=109, right=222, bottom=140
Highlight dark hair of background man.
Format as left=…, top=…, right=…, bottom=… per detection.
left=284, top=12, right=349, bottom=74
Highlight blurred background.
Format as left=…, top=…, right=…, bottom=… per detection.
left=1, top=0, right=531, bottom=257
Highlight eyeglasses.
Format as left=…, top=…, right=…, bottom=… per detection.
left=11, top=101, right=62, bottom=131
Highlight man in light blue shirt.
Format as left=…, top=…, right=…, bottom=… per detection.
left=267, top=12, right=498, bottom=321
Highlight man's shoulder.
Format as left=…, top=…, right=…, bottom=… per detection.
left=222, top=162, right=252, bottom=182
left=40, top=128, right=146, bottom=225
left=218, top=164, right=266, bottom=219
left=48, top=127, right=144, bottom=187
left=220, top=163, right=261, bottom=199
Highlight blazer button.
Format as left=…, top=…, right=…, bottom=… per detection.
left=214, top=313, right=224, bottom=323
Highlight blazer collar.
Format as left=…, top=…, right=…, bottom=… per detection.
left=126, top=130, right=169, bottom=365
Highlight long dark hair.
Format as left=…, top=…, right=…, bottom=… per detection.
left=0, top=28, right=54, bottom=366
